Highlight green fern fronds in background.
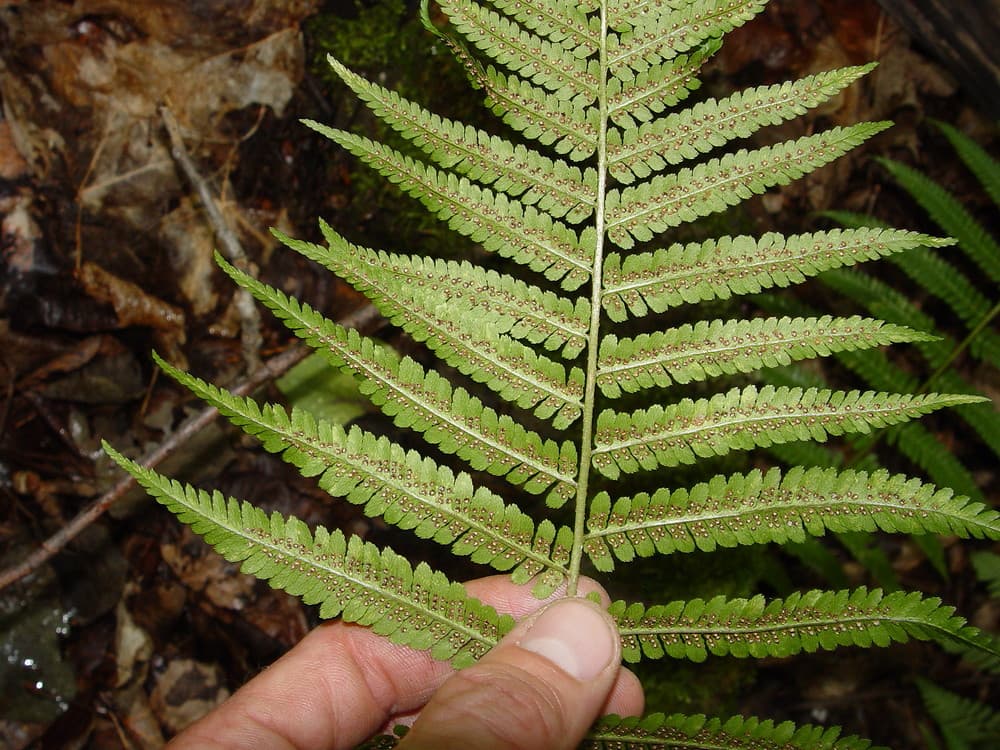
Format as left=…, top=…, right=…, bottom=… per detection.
left=756, top=120, right=999, bottom=590
left=104, top=1, right=1000, bottom=747
left=917, top=678, right=1000, bottom=750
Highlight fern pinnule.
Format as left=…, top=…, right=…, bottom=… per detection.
left=584, top=466, right=999, bottom=567
left=876, top=156, right=1000, bottom=284
left=611, top=587, right=1000, bottom=663
left=586, top=712, right=877, bottom=750
left=101, top=443, right=512, bottom=667
left=595, top=316, right=934, bottom=398
left=601, top=227, right=951, bottom=321
left=592, top=386, right=983, bottom=479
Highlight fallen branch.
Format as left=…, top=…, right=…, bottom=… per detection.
left=0, top=303, right=383, bottom=591
left=161, top=105, right=263, bottom=371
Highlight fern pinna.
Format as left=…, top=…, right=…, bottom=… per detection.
left=105, top=1, right=1000, bottom=747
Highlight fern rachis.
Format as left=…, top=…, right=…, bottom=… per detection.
left=106, top=1, right=1000, bottom=747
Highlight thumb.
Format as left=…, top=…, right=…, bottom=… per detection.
left=397, top=597, right=621, bottom=750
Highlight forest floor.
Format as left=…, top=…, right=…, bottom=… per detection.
left=0, top=1, right=997, bottom=748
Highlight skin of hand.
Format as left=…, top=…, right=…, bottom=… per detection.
left=166, top=575, right=645, bottom=750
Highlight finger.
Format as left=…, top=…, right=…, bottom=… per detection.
left=397, top=597, right=623, bottom=750
left=165, top=576, right=615, bottom=750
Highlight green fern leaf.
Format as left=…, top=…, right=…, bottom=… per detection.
left=606, top=123, right=891, bottom=247
left=609, top=64, right=876, bottom=182
left=152, top=354, right=572, bottom=594
left=608, top=0, right=767, bottom=70
left=305, top=123, right=592, bottom=288
left=823, top=211, right=1000, bottom=366
left=971, top=551, right=1000, bottom=598
left=584, top=466, right=999, bottom=570
left=877, top=157, right=1000, bottom=284
left=490, top=0, right=597, bottom=54
left=586, top=712, right=880, bottom=750
left=596, top=316, right=932, bottom=398
left=286, top=223, right=591, bottom=358
left=106, top=3, right=998, bottom=746
left=102, top=444, right=512, bottom=668
left=217, top=256, right=579, bottom=505
left=482, top=66, right=599, bottom=159
left=602, top=228, right=950, bottom=321
left=325, top=55, right=596, bottom=222
left=592, top=386, right=985, bottom=479
left=610, top=588, right=1000, bottom=663
left=607, top=39, right=718, bottom=130
left=438, top=0, right=599, bottom=102
left=916, top=678, right=1000, bottom=749
left=932, top=120, right=1000, bottom=206
left=270, top=228, right=585, bottom=427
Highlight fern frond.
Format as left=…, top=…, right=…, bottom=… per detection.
left=304, top=123, right=592, bottom=288
left=596, top=316, right=931, bottom=398
left=586, top=712, right=879, bottom=750
left=755, top=292, right=1000, bottom=468
left=971, top=551, right=1000, bottom=598
left=218, top=256, right=579, bottom=505
left=583, top=466, right=999, bottom=571
left=325, top=55, right=596, bottom=222
left=607, top=39, right=717, bottom=130
left=609, top=64, right=876, bottom=182
left=482, top=66, right=599, bottom=160
left=932, top=119, right=1000, bottom=206
left=608, top=0, right=768, bottom=72
left=823, top=211, right=1000, bottom=366
left=610, top=588, right=1000, bottom=663
left=272, top=230, right=585, bottom=426
left=438, top=0, right=598, bottom=102
left=916, top=678, right=1000, bottom=749
left=602, top=228, right=950, bottom=321
left=102, top=444, right=512, bottom=668
left=606, top=123, right=891, bottom=248
left=289, top=224, right=591, bottom=358
left=877, top=157, right=1000, bottom=284
left=592, top=386, right=984, bottom=479
left=490, top=0, right=597, bottom=54
left=152, top=355, right=572, bottom=594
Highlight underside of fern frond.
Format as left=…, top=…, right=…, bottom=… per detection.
left=105, top=1, right=999, bottom=748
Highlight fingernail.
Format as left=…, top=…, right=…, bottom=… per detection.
left=517, top=599, right=616, bottom=681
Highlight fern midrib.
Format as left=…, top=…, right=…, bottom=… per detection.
left=618, top=609, right=929, bottom=639
left=585, top=496, right=999, bottom=541
left=595, top=397, right=948, bottom=453
left=567, top=0, right=612, bottom=598
left=597, top=327, right=880, bottom=378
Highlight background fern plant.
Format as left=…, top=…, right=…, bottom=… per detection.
left=104, top=1, right=1000, bottom=747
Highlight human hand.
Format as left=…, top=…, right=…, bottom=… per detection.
left=167, top=575, right=644, bottom=750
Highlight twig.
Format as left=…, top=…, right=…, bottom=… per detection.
left=160, top=105, right=263, bottom=372
left=0, top=302, right=382, bottom=592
